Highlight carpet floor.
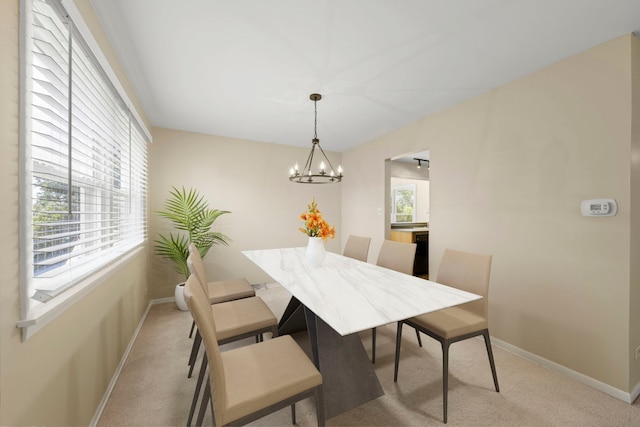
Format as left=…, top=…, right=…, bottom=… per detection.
left=97, top=284, right=640, bottom=426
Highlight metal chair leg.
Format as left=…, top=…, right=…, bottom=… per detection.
left=188, top=330, right=201, bottom=378
left=483, top=330, right=500, bottom=392
left=188, top=353, right=208, bottom=426
left=197, top=380, right=210, bottom=426
left=415, top=328, right=422, bottom=347
left=394, top=321, right=404, bottom=382
left=442, top=340, right=450, bottom=424
left=189, top=320, right=196, bottom=338
left=291, top=403, right=296, bottom=424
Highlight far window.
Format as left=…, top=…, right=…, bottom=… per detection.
left=391, top=184, right=416, bottom=223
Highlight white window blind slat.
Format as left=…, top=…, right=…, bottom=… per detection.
left=34, top=228, right=122, bottom=256
left=23, top=0, right=148, bottom=306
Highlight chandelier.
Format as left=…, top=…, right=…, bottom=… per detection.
left=289, top=94, right=343, bottom=183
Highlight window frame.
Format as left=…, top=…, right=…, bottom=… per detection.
left=390, top=183, right=417, bottom=223
left=18, top=0, right=151, bottom=340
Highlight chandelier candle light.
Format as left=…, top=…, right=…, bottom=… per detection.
left=289, top=94, right=343, bottom=183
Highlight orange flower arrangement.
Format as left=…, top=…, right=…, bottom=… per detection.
left=299, top=197, right=336, bottom=241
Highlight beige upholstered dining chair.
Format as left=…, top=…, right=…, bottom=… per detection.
left=342, top=235, right=371, bottom=262
left=186, top=256, right=279, bottom=425
left=184, top=274, right=325, bottom=426
left=186, top=244, right=257, bottom=375
left=376, top=239, right=416, bottom=274
left=393, top=248, right=500, bottom=423
left=370, top=240, right=417, bottom=363
left=188, top=243, right=255, bottom=304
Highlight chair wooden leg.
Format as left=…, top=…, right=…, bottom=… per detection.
left=315, top=385, right=325, bottom=427
left=482, top=330, right=500, bottom=392
left=188, top=330, right=202, bottom=378
left=415, top=328, right=422, bottom=347
left=291, top=403, right=296, bottom=425
left=371, top=327, right=377, bottom=364
left=394, top=322, right=404, bottom=382
left=442, top=340, right=450, bottom=424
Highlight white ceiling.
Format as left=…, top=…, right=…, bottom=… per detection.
left=90, top=0, right=640, bottom=153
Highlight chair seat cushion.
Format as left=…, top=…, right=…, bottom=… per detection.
left=208, top=278, right=255, bottom=304
left=410, top=306, right=487, bottom=339
left=221, top=335, right=322, bottom=425
left=211, top=297, right=277, bottom=341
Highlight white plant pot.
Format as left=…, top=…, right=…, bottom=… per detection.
left=174, top=282, right=189, bottom=311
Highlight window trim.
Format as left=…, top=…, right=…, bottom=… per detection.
left=18, top=0, right=151, bottom=340
left=391, top=183, right=417, bottom=223
left=16, top=246, right=145, bottom=340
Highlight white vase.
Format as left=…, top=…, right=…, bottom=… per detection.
left=175, top=283, right=189, bottom=311
left=305, top=236, right=326, bottom=267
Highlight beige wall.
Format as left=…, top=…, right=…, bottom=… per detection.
left=630, top=35, right=640, bottom=392
left=149, top=128, right=342, bottom=298
left=0, top=0, right=151, bottom=425
left=342, top=35, right=637, bottom=393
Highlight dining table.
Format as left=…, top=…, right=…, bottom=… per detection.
left=242, top=247, right=481, bottom=420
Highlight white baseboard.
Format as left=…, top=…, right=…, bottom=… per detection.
left=154, top=296, right=176, bottom=305
left=89, top=297, right=173, bottom=427
left=631, top=381, right=640, bottom=404
left=491, top=337, right=635, bottom=404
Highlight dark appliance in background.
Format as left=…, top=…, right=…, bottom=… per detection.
left=413, top=232, right=429, bottom=277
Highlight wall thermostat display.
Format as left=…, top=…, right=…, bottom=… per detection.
left=581, top=199, right=617, bottom=217
left=588, top=202, right=609, bottom=215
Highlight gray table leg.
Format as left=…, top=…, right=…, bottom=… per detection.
left=303, top=306, right=384, bottom=420
left=278, top=296, right=307, bottom=335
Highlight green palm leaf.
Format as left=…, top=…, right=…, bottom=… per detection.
left=155, top=186, right=231, bottom=280
left=154, top=233, right=190, bottom=278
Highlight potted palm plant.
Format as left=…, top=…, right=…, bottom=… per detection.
left=155, top=186, right=230, bottom=310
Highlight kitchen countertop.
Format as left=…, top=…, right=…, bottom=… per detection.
left=391, top=227, right=429, bottom=232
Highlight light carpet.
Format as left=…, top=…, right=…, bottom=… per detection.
left=97, top=284, right=640, bottom=426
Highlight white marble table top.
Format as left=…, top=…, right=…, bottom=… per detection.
left=243, top=247, right=481, bottom=336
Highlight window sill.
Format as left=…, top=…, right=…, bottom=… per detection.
left=17, top=245, right=145, bottom=341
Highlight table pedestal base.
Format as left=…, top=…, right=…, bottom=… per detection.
left=277, top=297, right=384, bottom=420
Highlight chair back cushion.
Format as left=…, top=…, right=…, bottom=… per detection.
left=188, top=243, right=209, bottom=286
left=343, top=235, right=371, bottom=262
left=436, top=249, right=492, bottom=317
left=184, top=274, right=227, bottom=425
left=376, top=240, right=417, bottom=275
left=187, top=256, right=213, bottom=297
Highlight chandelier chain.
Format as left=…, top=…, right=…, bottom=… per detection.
left=314, top=98, right=318, bottom=140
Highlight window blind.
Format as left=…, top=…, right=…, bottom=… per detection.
left=26, top=0, right=148, bottom=304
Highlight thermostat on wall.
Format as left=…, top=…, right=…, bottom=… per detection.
left=581, top=199, right=617, bottom=217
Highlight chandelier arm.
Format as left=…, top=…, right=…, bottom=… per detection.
left=302, top=144, right=316, bottom=175
left=315, top=143, right=338, bottom=175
